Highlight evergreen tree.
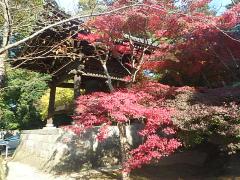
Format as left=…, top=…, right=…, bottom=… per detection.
left=0, top=68, right=50, bottom=130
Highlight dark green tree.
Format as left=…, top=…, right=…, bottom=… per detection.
left=0, top=67, right=50, bottom=130
left=0, top=0, right=49, bottom=129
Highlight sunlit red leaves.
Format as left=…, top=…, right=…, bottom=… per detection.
left=218, top=3, right=240, bottom=29
left=123, top=12, right=148, bottom=35
left=73, top=83, right=181, bottom=171
left=112, top=41, right=132, bottom=54
left=142, top=61, right=168, bottom=71
left=218, top=11, right=238, bottom=29
left=139, top=108, right=172, bottom=136
left=79, top=0, right=240, bottom=85
left=124, top=135, right=181, bottom=172
left=77, top=33, right=100, bottom=43
left=90, top=14, right=125, bottom=40
left=188, top=0, right=212, bottom=12
left=96, top=123, right=111, bottom=141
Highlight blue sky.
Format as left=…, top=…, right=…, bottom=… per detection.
left=209, top=0, right=232, bottom=14
left=57, top=0, right=233, bottom=15
left=56, top=0, right=79, bottom=14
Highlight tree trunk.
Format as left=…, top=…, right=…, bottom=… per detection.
left=102, top=61, right=114, bottom=92
left=0, top=53, right=6, bottom=88
left=118, top=123, right=131, bottom=180
left=0, top=0, right=11, bottom=88
left=99, top=50, right=114, bottom=92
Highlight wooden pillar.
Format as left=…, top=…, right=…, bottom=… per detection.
left=72, top=74, right=82, bottom=125
left=74, top=74, right=81, bottom=99
left=46, top=84, right=56, bottom=127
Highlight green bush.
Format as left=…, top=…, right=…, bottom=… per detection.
left=0, top=67, right=50, bottom=130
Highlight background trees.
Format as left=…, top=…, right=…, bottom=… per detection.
left=0, top=0, right=43, bottom=88
left=0, top=68, right=49, bottom=129
left=0, top=0, right=48, bottom=129
left=0, top=0, right=11, bottom=88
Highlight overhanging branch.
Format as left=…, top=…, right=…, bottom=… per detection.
left=0, top=3, right=145, bottom=55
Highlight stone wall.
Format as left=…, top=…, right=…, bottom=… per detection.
left=12, top=124, right=142, bottom=173
left=0, top=157, right=6, bottom=180
left=10, top=125, right=240, bottom=178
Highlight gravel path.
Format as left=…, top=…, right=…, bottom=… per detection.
left=6, top=162, right=69, bottom=180
left=6, top=161, right=117, bottom=180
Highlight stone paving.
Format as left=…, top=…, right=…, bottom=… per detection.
left=6, top=161, right=119, bottom=180
left=6, top=162, right=69, bottom=180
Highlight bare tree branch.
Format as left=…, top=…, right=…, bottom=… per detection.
left=0, top=3, right=145, bottom=55
left=0, top=0, right=11, bottom=87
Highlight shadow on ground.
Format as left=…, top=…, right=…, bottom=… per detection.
left=132, top=153, right=240, bottom=180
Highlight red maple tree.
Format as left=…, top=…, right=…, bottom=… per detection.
left=72, top=1, right=240, bottom=179
left=77, top=1, right=240, bottom=85
left=73, top=87, right=181, bottom=175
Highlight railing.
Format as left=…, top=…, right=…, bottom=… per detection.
left=0, top=136, right=20, bottom=159
left=0, top=142, right=9, bottom=159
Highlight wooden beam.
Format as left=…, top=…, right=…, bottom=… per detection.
left=57, top=82, right=74, bottom=88
left=52, top=58, right=83, bottom=84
